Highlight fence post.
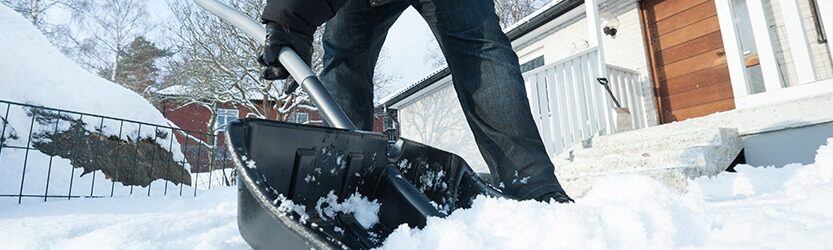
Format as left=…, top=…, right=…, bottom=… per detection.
left=43, top=111, right=62, bottom=201
left=89, top=118, right=105, bottom=197
left=147, top=127, right=159, bottom=197
left=111, top=121, right=124, bottom=197
left=130, top=124, right=142, bottom=195
left=67, top=114, right=84, bottom=200
left=164, top=128, right=175, bottom=196
left=17, top=109, right=38, bottom=204
left=193, top=133, right=204, bottom=197
left=180, top=134, right=190, bottom=196
left=0, top=104, right=10, bottom=161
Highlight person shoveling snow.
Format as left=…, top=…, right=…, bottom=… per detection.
left=256, top=0, right=572, bottom=203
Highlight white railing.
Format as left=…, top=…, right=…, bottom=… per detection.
left=716, top=0, right=833, bottom=107
left=523, top=47, right=649, bottom=158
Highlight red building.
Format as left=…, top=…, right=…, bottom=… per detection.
left=156, top=90, right=322, bottom=172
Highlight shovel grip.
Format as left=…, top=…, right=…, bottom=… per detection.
left=194, top=0, right=357, bottom=131
left=597, top=77, right=623, bottom=109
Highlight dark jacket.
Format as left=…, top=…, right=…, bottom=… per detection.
left=262, top=0, right=346, bottom=36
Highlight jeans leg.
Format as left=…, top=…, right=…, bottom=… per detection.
left=320, top=0, right=409, bottom=131
left=407, top=0, right=569, bottom=200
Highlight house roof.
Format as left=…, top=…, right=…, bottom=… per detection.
left=376, top=0, right=584, bottom=108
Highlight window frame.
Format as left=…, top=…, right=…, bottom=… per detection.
left=214, top=108, right=240, bottom=132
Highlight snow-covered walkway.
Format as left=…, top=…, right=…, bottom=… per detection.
left=3, top=139, right=833, bottom=250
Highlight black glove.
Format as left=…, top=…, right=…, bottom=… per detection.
left=258, top=22, right=314, bottom=84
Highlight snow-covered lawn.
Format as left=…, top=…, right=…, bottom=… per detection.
left=3, top=139, right=833, bottom=249
left=0, top=187, right=246, bottom=250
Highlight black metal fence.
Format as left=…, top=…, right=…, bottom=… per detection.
left=0, top=100, right=235, bottom=204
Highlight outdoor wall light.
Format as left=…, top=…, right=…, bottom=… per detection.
left=601, top=13, right=620, bottom=38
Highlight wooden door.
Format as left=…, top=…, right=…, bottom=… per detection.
left=641, top=0, right=735, bottom=123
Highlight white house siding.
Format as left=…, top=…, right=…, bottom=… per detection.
left=397, top=77, right=491, bottom=173
left=514, top=0, right=659, bottom=127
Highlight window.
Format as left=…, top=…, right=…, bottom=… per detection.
left=215, top=109, right=239, bottom=132
left=288, top=112, right=310, bottom=124
left=520, top=56, right=545, bottom=73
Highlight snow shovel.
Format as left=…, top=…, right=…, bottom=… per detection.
left=193, top=0, right=506, bottom=249
left=597, top=78, right=632, bottom=133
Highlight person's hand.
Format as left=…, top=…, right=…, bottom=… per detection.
left=258, top=22, right=313, bottom=85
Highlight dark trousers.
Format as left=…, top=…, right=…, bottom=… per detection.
left=319, top=0, right=568, bottom=200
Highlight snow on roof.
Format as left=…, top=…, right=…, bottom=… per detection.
left=376, top=0, right=577, bottom=107
left=376, top=66, right=449, bottom=106
left=156, top=85, right=194, bottom=96
left=156, top=83, right=283, bottom=101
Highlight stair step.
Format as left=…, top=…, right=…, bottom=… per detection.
left=556, top=145, right=719, bottom=176
left=586, top=127, right=739, bottom=152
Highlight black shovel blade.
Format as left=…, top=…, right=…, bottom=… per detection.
left=226, top=119, right=504, bottom=249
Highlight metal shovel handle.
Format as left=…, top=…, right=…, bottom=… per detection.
left=597, top=77, right=623, bottom=109
left=194, top=0, right=357, bottom=131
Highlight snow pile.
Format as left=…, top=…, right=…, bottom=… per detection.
left=316, top=191, right=381, bottom=229
left=0, top=4, right=189, bottom=204
left=380, top=138, right=833, bottom=249
left=0, top=187, right=244, bottom=249
left=0, top=5, right=169, bottom=125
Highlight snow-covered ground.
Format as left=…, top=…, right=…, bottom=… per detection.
left=2, top=139, right=833, bottom=249
left=381, top=139, right=833, bottom=249
left=0, top=187, right=245, bottom=250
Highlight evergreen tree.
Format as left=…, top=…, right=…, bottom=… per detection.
left=100, top=36, right=171, bottom=95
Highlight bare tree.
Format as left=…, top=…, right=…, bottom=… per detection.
left=1, top=0, right=86, bottom=55
left=163, top=0, right=397, bottom=120
left=60, top=0, right=150, bottom=84
left=493, top=0, right=545, bottom=28
left=0, top=0, right=72, bottom=25
left=164, top=0, right=309, bottom=124
left=373, top=49, right=398, bottom=104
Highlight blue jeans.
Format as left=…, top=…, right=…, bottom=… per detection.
left=319, top=0, right=569, bottom=200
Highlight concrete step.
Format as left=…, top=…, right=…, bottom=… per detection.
left=554, top=127, right=743, bottom=198
left=564, top=128, right=741, bottom=162
left=584, top=127, right=740, bottom=153
left=555, top=145, right=733, bottom=177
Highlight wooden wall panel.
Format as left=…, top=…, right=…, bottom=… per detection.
left=642, top=0, right=735, bottom=123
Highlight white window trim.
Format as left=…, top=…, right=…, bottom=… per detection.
left=215, top=108, right=239, bottom=132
